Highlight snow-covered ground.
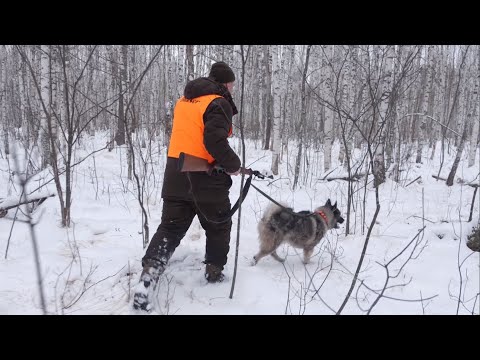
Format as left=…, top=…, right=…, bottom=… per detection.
left=1, top=133, right=478, bottom=315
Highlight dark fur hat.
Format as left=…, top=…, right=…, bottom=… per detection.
left=209, top=61, right=235, bottom=83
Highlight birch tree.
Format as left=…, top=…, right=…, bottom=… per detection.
left=271, top=45, right=281, bottom=175
left=416, top=46, right=434, bottom=163
left=446, top=46, right=474, bottom=186
left=39, top=45, right=51, bottom=168
left=468, top=45, right=479, bottom=167
left=263, top=45, right=273, bottom=150
left=373, top=45, right=394, bottom=187
left=186, top=45, right=194, bottom=82
left=437, top=46, right=469, bottom=179
left=322, top=45, right=334, bottom=172
left=1, top=46, right=8, bottom=156
left=293, top=45, right=311, bottom=190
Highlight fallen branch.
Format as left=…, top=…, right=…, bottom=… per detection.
left=0, top=194, right=56, bottom=217
left=432, top=175, right=447, bottom=182
left=326, top=173, right=365, bottom=182
left=432, top=175, right=479, bottom=188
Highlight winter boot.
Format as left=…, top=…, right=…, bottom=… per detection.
left=205, top=263, right=225, bottom=283
left=132, top=265, right=162, bottom=312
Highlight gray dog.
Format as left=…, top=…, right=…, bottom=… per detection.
left=253, top=199, right=344, bottom=265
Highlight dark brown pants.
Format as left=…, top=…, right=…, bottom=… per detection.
left=142, top=197, right=232, bottom=273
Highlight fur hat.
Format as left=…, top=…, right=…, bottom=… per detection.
left=209, top=61, right=235, bottom=83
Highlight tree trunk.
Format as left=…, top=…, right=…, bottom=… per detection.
left=271, top=45, right=281, bottom=175
left=446, top=124, right=468, bottom=186
left=1, top=46, right=9, bottom=156
left=293, top=45, right=311, bottom=190
left=323, top=45, right=334, bottom=172
left=437, top=46, right=470, bottom=179
left=186, top=45, right=194, bottom=81
left=112, top=46, right=125, bottom=146
left=468, top=45, right=479, bottom=167
left=40, top=45, right=51, bottom=168
left=121, top=45, right=133, bottom=180
left=373, top=45, right=394, bottom=187
left=263, top=45, right=272, bottom=150
left=416, top=46, right=434, bottom=164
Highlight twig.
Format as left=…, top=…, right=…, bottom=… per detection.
left=405, top=176, right=421, bottom=188
left=387, top=226, right=426, bottom=267
left=359, top=281, right=438, bottom=303
left=402, top=113, right=461, bottom=136
left=63, top=265, right=126, bottom=310
left=406, top=215, right=435, bottom=223
left=321, top=168, right=336, bottom=180
left=27, top=143, right=112, bottom=195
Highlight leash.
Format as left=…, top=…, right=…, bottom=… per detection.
left=187, top=167, right=319, bottom=223
left=250, top=182, right=320, bottom=219
left=187, top=171, right=254, bottom=224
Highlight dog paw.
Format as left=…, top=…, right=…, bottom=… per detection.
left=250, top=258, right=258, bottom=266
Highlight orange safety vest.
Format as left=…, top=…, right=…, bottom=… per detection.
left=167, top=94, right=232, bottom=163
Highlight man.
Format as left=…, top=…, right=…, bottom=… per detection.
left=133, top=61, right=241, bottom=311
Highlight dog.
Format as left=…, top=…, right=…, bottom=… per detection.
left=252, top=199, right=344, bottom=265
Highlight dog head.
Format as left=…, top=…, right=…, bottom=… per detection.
left=316, top=199, right=344, bottom=229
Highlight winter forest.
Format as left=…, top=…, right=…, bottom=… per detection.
left=0, top=45, right=479, bottom=315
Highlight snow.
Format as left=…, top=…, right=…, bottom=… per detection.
left=0, top=133, right=478, bottom=315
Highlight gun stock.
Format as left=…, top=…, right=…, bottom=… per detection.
left=177, top=152, right=272, bottom=179
left=178, top=152, right=214, bottom=173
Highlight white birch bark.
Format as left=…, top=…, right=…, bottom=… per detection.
left=431, top=46, right=448, bottom=160
left=323, top=45, right=334, bottom=172
left=415, top=46, right=433, bottom=163
left=50, top=46, right=62, bottom=159
left=40, top=45, right=51, bottom=168
left=1, top=46, right=8, bottom=155
left=468, top=45, right=479, bottom=167
left=293, top=45, right=311, bottom=190
left=176, top=45, right=185, bottom=98
left=271, top=45, right=282, bottom=175
left=262, top=45, right=272, bottom=150
left=338, top=46, right=350, bottom=166
left=373, top=45, right=393, bottom=187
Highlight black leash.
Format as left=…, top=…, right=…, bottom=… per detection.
left=250, top=183, right=317, bottom=218
left=186, top=172, right=254, bottom=224
left=250, top=182, right=286, bottom=210
left=186, top=167, right=316, bottom=223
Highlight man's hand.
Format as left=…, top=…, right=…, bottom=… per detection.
left=226, top=168, right=241, bottom=176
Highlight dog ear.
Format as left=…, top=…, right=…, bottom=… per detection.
left=326, top=199, right=331, bottom=207
left=333, top=201, right=337, bottom=209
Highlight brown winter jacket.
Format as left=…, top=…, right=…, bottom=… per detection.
left=161, top=77, right=241, bottom=202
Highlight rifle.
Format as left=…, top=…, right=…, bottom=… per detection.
left=177, top=152, right=272, bottom=179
